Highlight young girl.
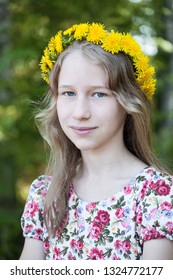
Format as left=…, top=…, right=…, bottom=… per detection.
left=20, top=22, right=173, bottom=260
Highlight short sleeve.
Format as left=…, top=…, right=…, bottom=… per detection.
left=21, top=175, right=51, bottom=241
left=136, top=169, right=173, bottom=244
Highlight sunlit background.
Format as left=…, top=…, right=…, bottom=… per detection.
left=0, top=0, right=173, bottom=259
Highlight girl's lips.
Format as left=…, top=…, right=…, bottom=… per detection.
left=70, top=126, right=97, bottom=135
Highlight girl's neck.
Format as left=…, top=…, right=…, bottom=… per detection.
left=72, top=138, right=147, bottom=202
left=73, top=147, right=146, bottom=202
left=76, top=143, right=146, bottom=184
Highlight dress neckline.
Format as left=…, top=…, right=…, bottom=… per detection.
left=70, top=165, right=152, bottom=204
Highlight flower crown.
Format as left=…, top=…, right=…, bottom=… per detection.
left=40, top=22, right=156, bottom=100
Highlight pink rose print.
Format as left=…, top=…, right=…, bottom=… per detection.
left=95, top=210, right=110, bottom=225
left=34, top=181, right=45, bottom=188
left=70, top=239, right=84, bottom=251
left=25, top=201, right=39, bottom=217
left=165, top=221, right=173, bottom=234
left=114, top=240, right=122, bottom=250
left=77, top=240, right=84, bottom=251
left=147, top=168, right=155, bottom=175
left=41, top=189, right=47, bottom=197
left=135, top=212, right=142, bottom=224
left=35, top=228, right=43, bottom=235
left=44, top=242, right=50, bottom=251
left=141, top=180, right=149, bottom=199
left=70, top=239, right=77, bottom=249
left=53, top=247, right=62, bottom=260
left=90, top=221, right=103, bottom=239
left=90, top=248, right=104, bottom=260
left=143, top=228, right=165, bottom=241
left=150, top=180, right=170, bottom=196
left=21, top=168, right=173, bottom=260
left=123, top=184, right=132, bottom=195
left=25, top=224, right=33, bottom=233
left=122, top=241, right=131, bottom=252
left=160, top=201, right=172, bottom=211
left=67, top=252, right=75, bottom=260
left=86, top=202, right=96, bottom=212
left=115, top=208, right=124, bottom=219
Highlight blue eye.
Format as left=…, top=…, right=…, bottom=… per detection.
left=64, top=91, right=75, bottom=96
left=94, top=92, right=106, bottom=98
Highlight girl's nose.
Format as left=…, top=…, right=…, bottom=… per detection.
left=73, top=96, right=91, bottom=120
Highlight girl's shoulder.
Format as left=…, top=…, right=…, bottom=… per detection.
left=27, top=175, right=52, bottom=199
left=138, top=166, right=173, bottom=182
left=134, top=166, right=173, bottom=197
left=21, top=175, right=52, bottom=241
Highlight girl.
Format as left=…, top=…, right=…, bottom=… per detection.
left=20, top=23, right=173, bottom=260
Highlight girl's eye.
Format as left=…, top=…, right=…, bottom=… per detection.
left=94, top=92, right=107, bottom=98
left=64, top=91, right=75, bottom=96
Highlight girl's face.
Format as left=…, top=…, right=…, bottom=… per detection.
left=57, top=51, right=127, bottom=153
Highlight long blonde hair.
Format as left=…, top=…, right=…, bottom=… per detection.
left=36, top=41, right=167, bottom=235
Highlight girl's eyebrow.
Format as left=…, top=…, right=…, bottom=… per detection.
left=58, top=85, right=74, bottom=89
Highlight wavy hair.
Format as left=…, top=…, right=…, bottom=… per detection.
left=35, top=41, right=167, bottom=235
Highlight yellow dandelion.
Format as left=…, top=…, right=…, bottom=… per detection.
left=63, top=24, right=77, bottom=36
left=74, top=23, right=89, bottom=40
left=39, top=22, right=156, bottom=99
left=40, top=55, right=52, bottom=73
left=44, top=76, right=49, bottom=83
left=139, top=77, right=156, bottom=93
left=45, top=56, right=52, bottom=69
left=146, top=66, right=155, bottom=77
left=40, top=58, right=48, bottom=73
left=54, top=31, right=63, bottom=53
left=87, top=23, right=106, bottom=44
left=135, top=55, right=149, bottom=71
left=48, top=32, right=63, bottom=55
left=43, top=47, right=50, bottom=58
left=102, top=31, right=122, bottom=54
left=137, top=67, right=155, bottom=84
left=122, top=35, right=141, bottom=57
left=120, top=34, right=132, bottom=50
left=141, top=81, right=156, bottom=100
left=48, top=37, right=57, bottom=56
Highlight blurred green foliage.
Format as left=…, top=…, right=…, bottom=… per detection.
left=0, top=0, right=173, bottom=259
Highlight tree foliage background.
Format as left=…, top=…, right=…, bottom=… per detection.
left=0, top=0, right=173, bottom=259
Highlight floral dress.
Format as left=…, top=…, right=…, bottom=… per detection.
left=21, top=166, right=173, bottom=260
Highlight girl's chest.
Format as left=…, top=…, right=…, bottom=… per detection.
left=44, top=193, right=142, bottom=260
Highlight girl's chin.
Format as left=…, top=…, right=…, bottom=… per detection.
left=71, top=141, right=96, bottom=152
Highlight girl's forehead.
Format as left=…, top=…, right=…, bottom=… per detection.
left=61, top=49, right=93, bottom=64
left=60, top=52, right=106, bottom=75
left=58, top=55, right=108, bottom=89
